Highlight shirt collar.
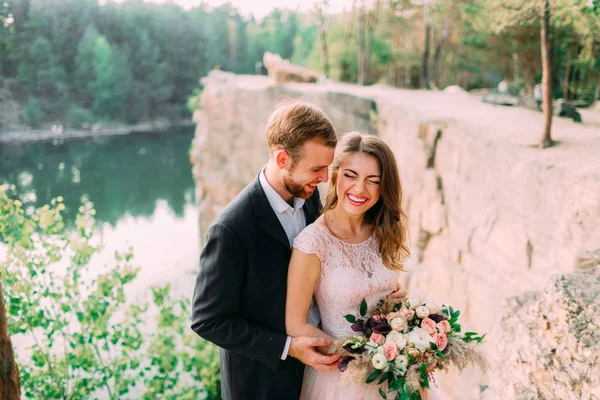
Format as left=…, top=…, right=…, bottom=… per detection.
left=259, top=167, right=305, bottom=214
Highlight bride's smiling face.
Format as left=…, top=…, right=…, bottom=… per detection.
left=336, top=152, right=381, bottom=216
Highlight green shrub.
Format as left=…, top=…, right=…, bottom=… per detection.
left=67, top=105, right=95, bottom=129
left=24, top=97, right=41, bottom=128
left=186, top=88, right=203, bottom=114
left=0, top=187, right=220, bottom=399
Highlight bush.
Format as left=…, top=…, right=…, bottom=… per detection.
left=0, top=187, right=221, bottom=399
left=186, top=88, right=203, bottom=114
left=24, top=96, right=41, bottom=128
left=67, top=105, right=95, bottom=129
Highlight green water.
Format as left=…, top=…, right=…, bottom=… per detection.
left=0, top=127, right=197, bottom=226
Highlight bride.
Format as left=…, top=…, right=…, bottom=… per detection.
left=286, top=132, right=450, bottom=400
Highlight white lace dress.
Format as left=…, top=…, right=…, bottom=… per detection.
left=293, top=223, right=451, bottom=400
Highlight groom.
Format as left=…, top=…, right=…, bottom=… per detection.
left=191, top=101, right=341, bottom=399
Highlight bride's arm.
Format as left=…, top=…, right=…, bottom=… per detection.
left=286, top=248, right=332, bottom=341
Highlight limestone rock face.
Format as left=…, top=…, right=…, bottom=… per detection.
left=191, top=71, right=600, bottom=399
left=263, top=52, right=321, bottom=84
left=191, top=71, right=375, bottom=242
left=489, top=267, right=600, bottom=400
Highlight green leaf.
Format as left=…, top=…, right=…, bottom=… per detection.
left=379, top=388, right=387, bottom=399
left=360, top=298, right=368, bottom=317
left=344, top=314, right=357, bottom=323
left=366, top=369, right=382, bottom=383
left=429, top=342, right=438, bottom=350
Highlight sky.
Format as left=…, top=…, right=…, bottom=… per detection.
left=145, top=0, right=352, bottom=19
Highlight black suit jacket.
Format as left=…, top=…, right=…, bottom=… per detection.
left=191, top=175, right=322, bottom=400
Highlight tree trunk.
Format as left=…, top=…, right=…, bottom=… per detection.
left=540, top=0, right=554, bottom=148
left=355, top=0, right=379, bottom=86
left=0, top=279, right=20, bottom=400
left=356, top=0, right=367, bottom=85
left=421, top=0, right=430, bottom=89
left=432, top=21, right=451, bottom=89
left=315, top=3, right=329, bottom=77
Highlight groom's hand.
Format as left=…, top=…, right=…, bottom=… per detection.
left=288, top=337, right=341, bottom=371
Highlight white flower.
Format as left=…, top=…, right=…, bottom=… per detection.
left=427, top=302, right=440, bottom=315
left=386, top=330, right=407, bottom=351
left=416, top=306, right=430, bottom=319
left=405, top=297, right=422, bottom=310
left=394, top=355, right=409, bottom=373
left=407, top=327, right=432, bottom=351
left=391, top=317, right=407, bottom=332
left=372, top=353, right=388, bottom=370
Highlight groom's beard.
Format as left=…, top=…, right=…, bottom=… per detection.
left=283, top=173, right=314, bottom=200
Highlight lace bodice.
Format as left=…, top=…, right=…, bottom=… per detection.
left=293, top=223, right=400, bottom=339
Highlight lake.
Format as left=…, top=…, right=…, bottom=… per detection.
left=0, top=127, right=201, bottom=359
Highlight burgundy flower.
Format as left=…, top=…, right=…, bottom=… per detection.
left=351, top=319, right=367, bottom=333
left=429, top=314, right=445, bottom=323
left=370, top=317, right=392, bottom=335
left=338, top=355, right=355, bottom=372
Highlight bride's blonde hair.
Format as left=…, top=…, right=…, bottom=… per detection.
left=323, top=132, right=410, bottom=270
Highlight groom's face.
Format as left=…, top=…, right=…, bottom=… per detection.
left=282, top=140, right=335, bottom=199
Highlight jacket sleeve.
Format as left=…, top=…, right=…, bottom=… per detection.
left=191, top=222, right=288, bottom=371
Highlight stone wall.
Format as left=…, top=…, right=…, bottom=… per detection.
left=190, top=71, right=600, bottom=399
left=492, top=266, right=600, bottom=400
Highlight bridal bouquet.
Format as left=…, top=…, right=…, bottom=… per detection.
left=332, top=296, right=487, bottom=399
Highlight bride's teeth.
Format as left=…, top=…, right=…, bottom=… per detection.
left=348, top=194, right=366, bottom=203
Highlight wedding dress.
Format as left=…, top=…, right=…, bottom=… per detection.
left=293, top=223, right=451, bottom=400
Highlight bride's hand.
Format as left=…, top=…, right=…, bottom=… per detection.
left=390, top=282, right=408, bottom=299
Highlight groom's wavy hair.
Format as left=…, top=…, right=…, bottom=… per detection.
left=265, top=100, right=337, bottom=168
left=323, top=132, right=410, bottom=271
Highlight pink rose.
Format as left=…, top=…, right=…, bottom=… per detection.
left=420, top=318, right=437, bottom=335
left=408, top=348, right=421, bottom=359
left=383, top=341, right=399, bottom=361
left=406, top=309, right=416, bottom=320
left=399, top=308, right=415, bottom=320
left=370, top=333, right=385, bottom=346
left=437, top=320, right=451, bottom=334
left=433, top=333, right=448, bottom=351
left=385, top=311, right=402, bottom=322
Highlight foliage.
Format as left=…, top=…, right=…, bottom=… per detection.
left=67, top=105, right=95, bottom=129
left=0, top=0, right=598, bottom=128
left=0, top=188, right=220, bottom=399
left=24, top=96, right=41, bottom=128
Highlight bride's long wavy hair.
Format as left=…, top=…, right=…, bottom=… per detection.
left=323, top=132, right=410, bottom=270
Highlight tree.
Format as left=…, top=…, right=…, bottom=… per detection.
left=90, top=36, right=124, bottom=118
left=354, top=0, right=381, bottom=85
left=540, top=0, right=554, bottom=148
left=74, top=25, right=101, bottom=107
left=421, top=0, right=431, bottom=88
left=314, top=1, right=330, bottom=77
left=0, top=279, right=20, bottom=400
left=17, top=35, right=68, bottom=114
left=482, top=0, right=554, bottom=147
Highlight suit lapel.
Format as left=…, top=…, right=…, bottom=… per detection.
left=303, top=195, right=316, bottom=226
left=250, top=176, right=291, bottom=251
left=303, top=187, right=322, bottom=226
